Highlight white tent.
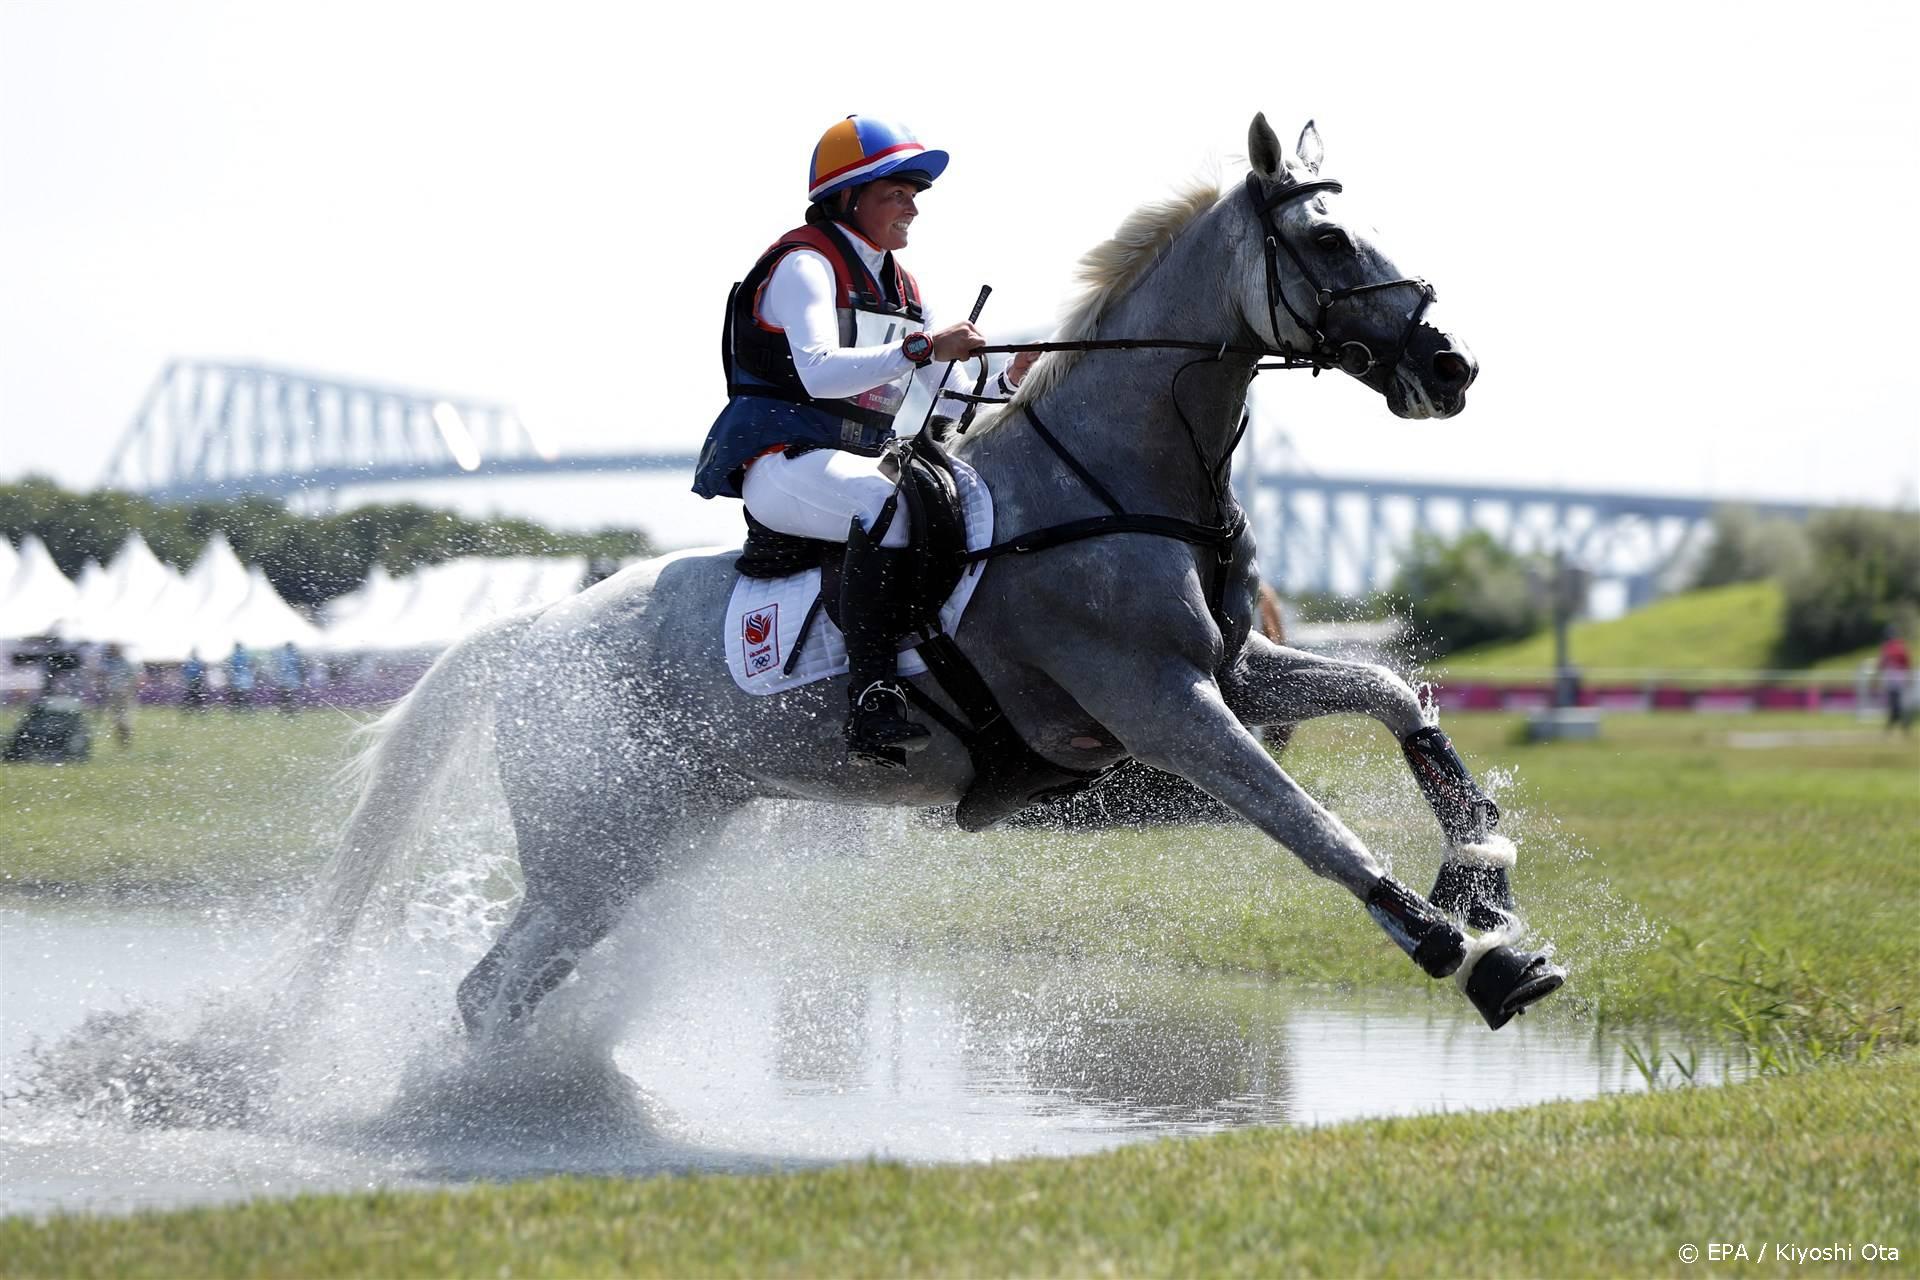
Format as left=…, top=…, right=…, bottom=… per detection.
left=223, top=567, right=324, bottom=652
left=1, top=536, right=81, bottom=638
left=316, top=556, right=587, bottom=653
left=135, top=534, right=262, bottom=662
left=54, top=534, right=188, bottom=648
left=0, top=538, right=17, bottom=589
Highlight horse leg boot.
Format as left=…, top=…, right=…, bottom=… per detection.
left=839, top=516, right=929, bottom=769
left=1367, top=874, right=1565, bottom=1030
left=1402, top=725, right=1515, bottom=930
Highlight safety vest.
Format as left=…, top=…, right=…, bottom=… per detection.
left=693, top=221, right=925, bottom=500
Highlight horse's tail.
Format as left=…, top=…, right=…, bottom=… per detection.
left=287, top=613, right=533, bottom=993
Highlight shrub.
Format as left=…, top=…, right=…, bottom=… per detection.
left=1776, top=508, right=1920, bottom=663
left=1388, top=529, right=1545, bottom=658
left=1689, top=506, right=1811, bottom=589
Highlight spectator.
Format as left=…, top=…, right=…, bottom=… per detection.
left=182, top=649, right=209, bottom=711
left=227, top=642, right=256, bottom=711
left=272, top=642, right=304, bottom=713
left=97, top=643, right=138, bottom=747
left=1876, top=625, right=1912, bottom=733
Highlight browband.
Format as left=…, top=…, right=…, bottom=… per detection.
left=1248, top=174, right=1344, bottom=213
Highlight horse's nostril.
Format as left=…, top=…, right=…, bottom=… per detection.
left=1432, top=350, right=1474, bottom=388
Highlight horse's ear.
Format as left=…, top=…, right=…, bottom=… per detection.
left=1248, top=113, right=1285, bottom=178
left=1296, top=120, right=1325, bottom=175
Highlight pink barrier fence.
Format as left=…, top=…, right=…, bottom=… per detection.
left=1433, top=680, right=1865, bottom=714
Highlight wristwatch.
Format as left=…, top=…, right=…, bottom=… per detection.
left=902, top=331, right=934, bottom=366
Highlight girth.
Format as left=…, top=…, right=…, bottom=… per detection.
left=732, top=418, right=1248, bottom=831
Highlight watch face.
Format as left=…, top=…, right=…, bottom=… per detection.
left=905, top=333, right=932, bottom=362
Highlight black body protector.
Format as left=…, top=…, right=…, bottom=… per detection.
left=724, top=220, right=934, bottom=768
left=723, top=221, right=926, bottom=451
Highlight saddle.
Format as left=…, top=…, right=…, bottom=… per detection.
left=735, top=433, right=1114, bottom=831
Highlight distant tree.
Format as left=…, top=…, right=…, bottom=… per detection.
left=0, top=478, right=655, bottom=608
left=1689, top=506, right=1812, bottom=589
left=1389, top=529, right=1545, bottom=658
left=1284, top=588, right=1395, bottom=622
left=1776, top=508, right=1920, bottom=663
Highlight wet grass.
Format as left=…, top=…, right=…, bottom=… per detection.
left=5, top=705, right=1916, bottom=1059
left=4, top=705, right=1915, bottom=1270
left=3, top=1050, right=1915, bottom=1277
left=843, top=712, right=1919, bottom=1058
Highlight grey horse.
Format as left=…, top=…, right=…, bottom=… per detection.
left=312, top=114, right=1563, bottom=1042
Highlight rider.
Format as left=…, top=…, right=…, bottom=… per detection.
left=694, top=115, right=1024, bottom=767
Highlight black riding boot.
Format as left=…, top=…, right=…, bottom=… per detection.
left=840, top=517, right=930, bottom=769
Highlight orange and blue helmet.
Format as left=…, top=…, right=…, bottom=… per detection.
left=807, top=116, right=949, bottom=204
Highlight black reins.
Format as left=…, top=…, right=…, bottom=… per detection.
left=931, top=173, right=1437, bottom=632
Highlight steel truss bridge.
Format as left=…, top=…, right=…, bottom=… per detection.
left=105, top=360, right=1814, bottom=597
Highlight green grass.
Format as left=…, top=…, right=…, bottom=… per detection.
left=4, top=1052, right=1915, bottom=1278
left=4, top=704, right=1916, bottom=1272
left=6, top=706, right=1916, bottom=1052
left=1440, top=579, right=1787, bottom=674
left=1807, top=643, right=1885, bottom=675
left=0, top=706, right=358, bottom=892
left=831, top=712, right=1920, bottom=1052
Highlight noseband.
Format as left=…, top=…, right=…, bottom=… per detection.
left=1245, top=172, right=1437, bottom=379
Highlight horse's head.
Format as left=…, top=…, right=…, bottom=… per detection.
left=1239, top=113, right=1477, bottom=420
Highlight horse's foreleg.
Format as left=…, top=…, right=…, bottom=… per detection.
left=1219, top=632, right=1426, bottom=737
left=1068, top=662, right=1460, bottom=959
left=1221, top=635, right=1513, bottom=927
left=1058, top=660, right=1562, bottom=1027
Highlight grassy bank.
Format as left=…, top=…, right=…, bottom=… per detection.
left=845, top=712, right=1919, bottom=1051
left=5, top=704, right=1915, bottom=1273
left=5, top=1052, right=1915, bottom=1277
left=5, top=706, right=1916, bottom=1052
left=0, top=706, right=357, bottom=892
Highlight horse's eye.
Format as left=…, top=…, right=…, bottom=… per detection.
left=1315, top=230, right=1351, bottom=252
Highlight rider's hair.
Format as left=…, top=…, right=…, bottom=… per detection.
left=805, top=173, right=930, bottom=227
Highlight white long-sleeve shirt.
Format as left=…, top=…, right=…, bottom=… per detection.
left=759, top=226, right=1007, bottom=409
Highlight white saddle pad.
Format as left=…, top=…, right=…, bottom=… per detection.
left=724, top=456, right=993, bottom=695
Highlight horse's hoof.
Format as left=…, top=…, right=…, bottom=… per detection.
left=1464, top=944, right=1566, bottom=1030
left=1429, top=860, right=1516, bottom=932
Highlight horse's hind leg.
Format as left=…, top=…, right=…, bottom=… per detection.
left=457, top=800, right=734, bottom=1038
left=1219, top=633, right=1512, bottom=927
left=456, top=666, right=741, bottom=1039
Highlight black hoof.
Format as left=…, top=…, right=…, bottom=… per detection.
left=1464, top=945, right=1566, bottom=1030
left=1429, top=860, right=1516, bottom=932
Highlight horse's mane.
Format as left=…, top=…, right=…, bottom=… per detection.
left=981, top=176, right=1223, bottom=432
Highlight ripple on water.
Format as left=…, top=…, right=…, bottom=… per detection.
left=0, top=897, right=1720, bottom=1219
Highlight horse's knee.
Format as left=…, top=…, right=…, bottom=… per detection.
left=1364, top=663, right=1426, bottom=738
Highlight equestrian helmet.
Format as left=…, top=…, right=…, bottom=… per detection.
left=808, top=116, right=948, bottom=203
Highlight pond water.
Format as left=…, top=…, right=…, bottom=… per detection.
left=1, top=896, right=1719, bottom=1218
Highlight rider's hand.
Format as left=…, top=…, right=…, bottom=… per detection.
left=930, top=322, right=985, bottom=363
left=1008, top=349, right=1041, bottom=387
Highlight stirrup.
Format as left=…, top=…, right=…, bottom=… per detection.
left=846, top=680, right=929, bottom=769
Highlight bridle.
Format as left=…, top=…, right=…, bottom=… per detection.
left=1244, top=171, right=1437, bottom=380
left=965, top=171, right=1440, bottom=379
left=923, top=171, right=1447, bottom=634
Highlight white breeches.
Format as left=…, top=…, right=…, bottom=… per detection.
left=740, top=447, right=910, bottom=548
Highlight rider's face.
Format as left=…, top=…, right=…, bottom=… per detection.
left=849, top=179, right=920, bottom=251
